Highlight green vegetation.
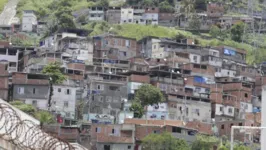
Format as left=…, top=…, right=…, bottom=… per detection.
left=191, top=134, right=220, bottom=150
left=10, top=101, right=55, bottom=125
left=0, top=0, right=8, bottom=12
left=42, top=62, right=67, bottom=84
left=10, top=101, right=36, bottom=116
left=42, top=62, right=66, bottom=108
left=142, top=132, right=190, bottom=150
left=35, top=111, right=55, bottom=125
left=130, top=84, right=165, bottom=118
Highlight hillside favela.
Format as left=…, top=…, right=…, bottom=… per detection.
left=1, top=0, right=266, bottom=149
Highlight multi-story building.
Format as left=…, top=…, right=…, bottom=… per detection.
left=158, top=13, right=176, bottom=27
left=0, top=45, right=23, bottom=73
left=90, top=124, right=135, bottom=150
left=51, top=79, right=81, bottom=119
left=12, top=72, right=50, bottom=110
left=94, top=35, right=139, bottom=60
left=85, top=73, right=128, bottom=122
left=121, top=8, right=134, bottom=23
left=0, top=61, right=9, bottom=101
left=88, top=7, right=105, bottom=21
left=106, top=7, right=121, bottom=24
left=22, top=10, right=37, bottom=32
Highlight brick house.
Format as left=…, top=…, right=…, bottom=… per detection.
left=93, top=35, right=140, bottom=60
left=90, top=124, right=135, bottom=150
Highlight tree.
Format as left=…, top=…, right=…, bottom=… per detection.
left=96, top=0, right=109, bottom=8
left=35, top=111, right=55, bottom=128
left=188, top=14, right=201, bottom=31
left=159, top=1, right=175, bottom=13
left=191, top=134, right=220, bottom=150
left=134, top=84, right=165, bottom=107
left=42, top=62, right=66, bottom=109
left=181, top=0, right=195, bottom=18
left=231, top=21, right=245, bottom=42
left=142, top=132, right=190, bottom=150
left=209, top=25, right=221, bottom=38
left=129, top=102, right=144, bottom=118
left=42, top=62, right=66, bottom=84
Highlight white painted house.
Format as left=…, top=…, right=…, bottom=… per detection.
left=22, top=10, right=37, bottom=32
left=51, top=80, right=80, bottom=119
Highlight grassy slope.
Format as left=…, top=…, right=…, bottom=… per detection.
left=0, top=0, right=8, bottom=12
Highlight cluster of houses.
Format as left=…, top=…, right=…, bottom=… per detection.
left=0, top=2, right=264, bottom=37
left=0, top=26, right=263, bottom=149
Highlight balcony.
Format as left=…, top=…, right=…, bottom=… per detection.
left=8, top=67, right=17, bottom=72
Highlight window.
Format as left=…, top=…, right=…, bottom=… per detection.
left=96, top=127, right=101, bottom=133
left=228, top=108, right=233, bottom=113
left=91, top=14, right=95, bottom=17
left=18, top=87, right=24, bottom=94
left=128, top=145, right=131, bottom=149
left=66, top=89, right=71, bottom=95
left=64, top=102, right=69, bottom=108
left=32, top=100, right=37, bottom=106
left=193, top=56, right=198, bottom=62
left=128, top=19, right=132, bottom=22
left=244, top=93, right=248, bottom=98
left=239, top=123, right=243, bottom=126
left=153, top=130, right=160, bottom=134
left=186, top=107, right=189, bottom=115
left=114, top=39, right=118, bottom=45
left=112, top=129, right=115, bottom=134
left=220, top=106, right=223, bottom=112
left=97, top=84, right=104, bottom=90
left=230, top=123, right=233, bottom=128
left=125, top=40, right=131, bottom=47
left=221, top=124, right=224, bottom=129
left=153, top=45, right=156, bottom=49
left=58, top=88, right=61, bottom=92
left=33, top=88, right=36, bottom=94
left=109, top=86, right=119, bottom=91
left=172, top=127, right=182, bottom=133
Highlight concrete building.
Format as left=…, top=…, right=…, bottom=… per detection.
left=86, top=73, right=128, bottom=122
left=158, top=13, right=176, bottom=27
left=143, top=7, right=159, bottom=25
left=88, top=7, right=105, bottom=21
left=12, top=72, right=50, bottom=110
left=22, top=10, right=37, bottom=32
left=106, top=7, right=121, bottom=24
left=93, top=35, right=139, bottom=60
left=51, top=79, right=81, bottom=119
left=0, top=46, right=22, bottom=73
left=0, top=61, right=9, bottom=101
left=121, top=8, right=134, bottom=23
left=168, top=94, right=212, bottom=123
left=90, top=124, right=135, bottom=150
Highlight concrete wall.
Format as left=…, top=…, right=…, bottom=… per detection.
left=121, top=8, right=134, bottom=23
left=13, top=85, right=49, bottom=110
left=127, top=82, right=143, bottom=94
left=169, top=98, right=212, bottom=123
left=189, top=54, right=201, bottom=64
left=22, top=12, right=37, bottom=32
left=97, top=143, right=134, bottom=150
left=52, top=85, right=77, bottom=119
left=90, top=81, right=127, bottom=116
left=215, top=104, right=235, bottom=117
